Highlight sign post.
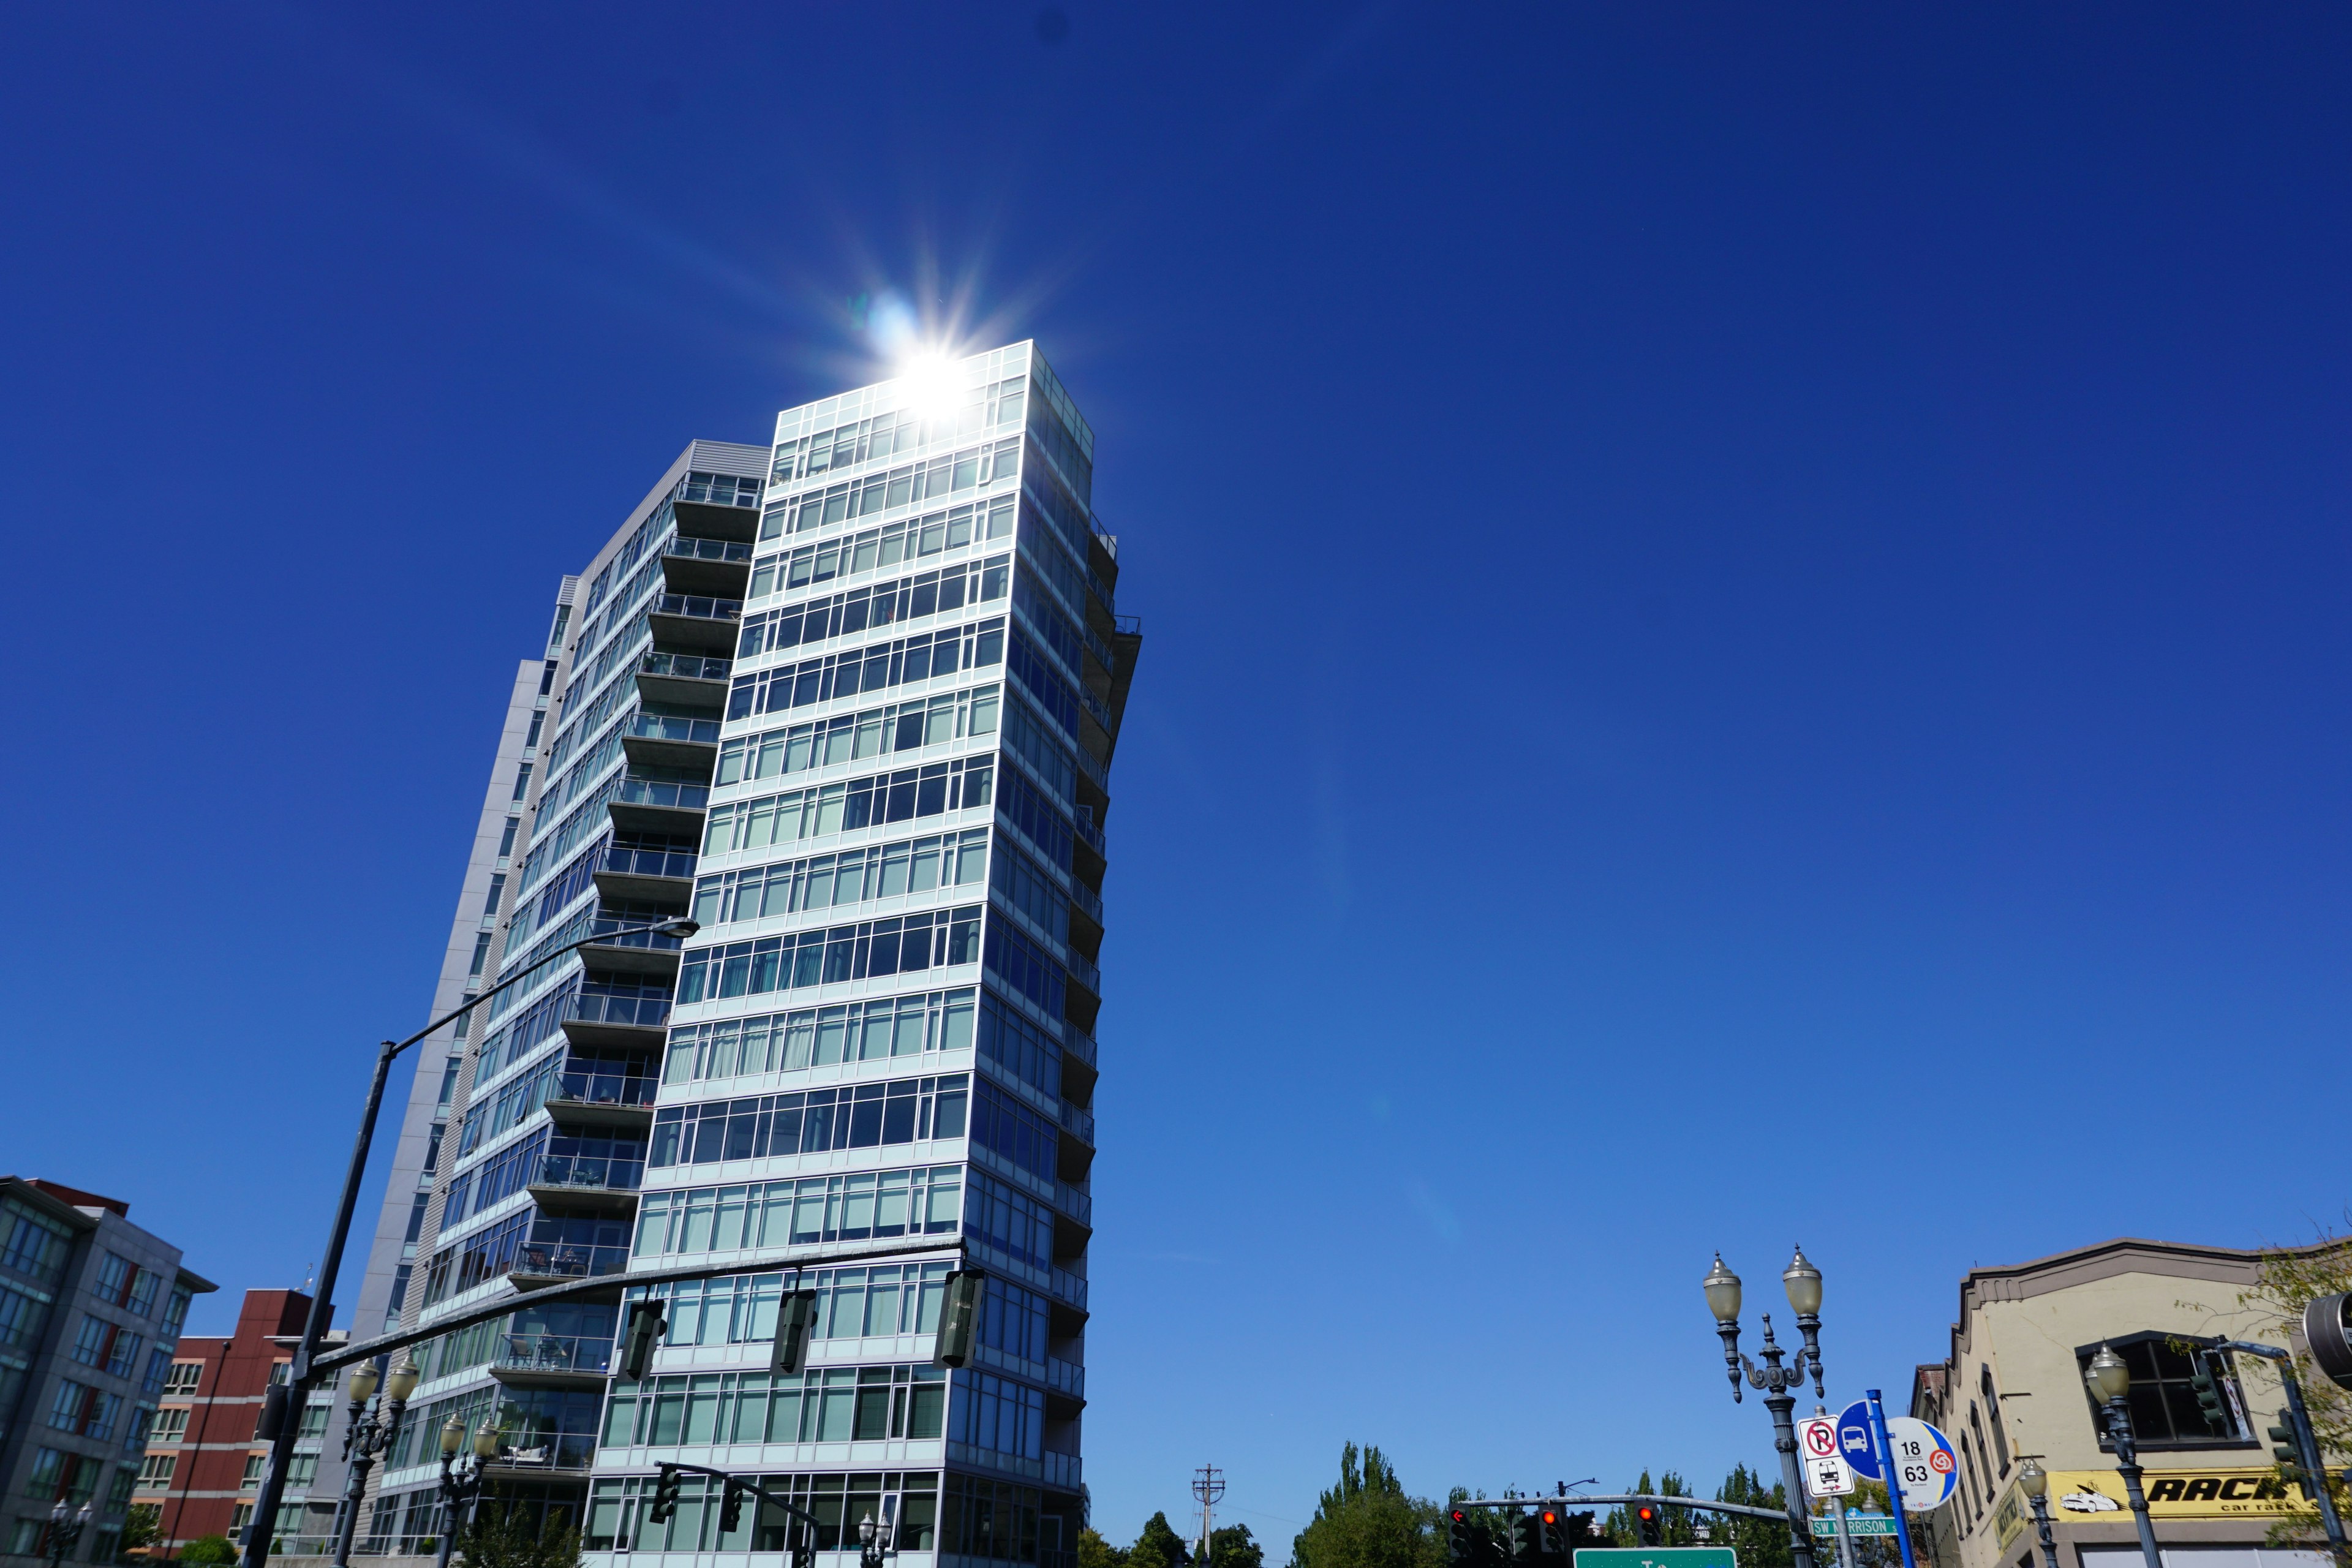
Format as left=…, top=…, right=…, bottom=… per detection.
left=1800, top=1410, right=1856, bottom=1568
left=1865, top=1390, right=1921, bottom=1568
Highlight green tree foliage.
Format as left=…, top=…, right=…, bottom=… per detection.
left=1713, top=1463, right=1791, bottom=1568
left=2226, top=1227, right=2352, bottom=1561
left=177, top=1537, right=237, bottom=1567
left=1079, top=1527, right=1129, bottom=1568
left=457, top=1493, right=581, bottom=1568
left=1602, top=1472, right=1699, bottom=1546
left=118, top=1505, right=160, bottom=1561
left=1129, top=1512, right=1191, bottom=1568
left=1210, top=1523, right=1264, bottom=1568
left=1292, top=1443, right=1446, bottom=1568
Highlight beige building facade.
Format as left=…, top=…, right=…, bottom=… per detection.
left=1904, top=1238, right=2334, bottom=1568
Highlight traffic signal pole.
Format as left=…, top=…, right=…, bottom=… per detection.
left=2217, top=1341, right=2345, bottom=1555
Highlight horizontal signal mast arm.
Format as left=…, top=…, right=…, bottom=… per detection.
left=656, top=1461, right=827, bottom=1531
left=1454, top=1497, right=1795, bottom=1525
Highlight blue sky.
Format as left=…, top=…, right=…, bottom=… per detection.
left=3, top=1, right=2347, bottom=1551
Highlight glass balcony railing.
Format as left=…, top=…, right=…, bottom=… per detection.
left=665, top=536, right=753, bottom=564
left=489, top=1430, right=598, bottom=1471
left=497, top=1333, right=615, bottom=1377
left=614, top=777, right=709, bottom=812
left=508, top=1243, right=630, bottom=1283
left=679, top=473, right=760, bottom=508
left=654, top=593, right=742, bottom=622
left=625, top=712, right=721, bottom=746
left=640, top=651, right=733, bottom=681
left=600, top=843, right=696, bottom=880
left=550, top=1069, right=657, bottom=1107
left=1072, top=806, right=1106, bottom=858
left=580, top=914, right=685, bottom=952
left=535, top=1154, right=643, bottom=1192
left=1047, top=1357, right=1085, bottom=1401
left=1069, top=878, right=1104, bottom=928
left=565, top=992, right=671, bottom=1030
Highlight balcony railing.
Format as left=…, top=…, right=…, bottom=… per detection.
left=665, top=536, right=753, bottom=564
left=600, top=843, right=697, bottom=880
left=1047, top=1357, right=1085, bottom=1401
left=1059, top=1102, right=1095, bottom=1147
left=679, top=473, right=760, bottom=507
left=1066, top=949, right=1101, bottom=998
left=624, top=713, right=720, bottom=746
left=614, top=777, right=709, bottom=812
left=566, top=992, right=671, bottom=1030
left=508, top=1243, right=630, bottom=1283
left=486, top=1431, right=598, bottom=1471
left=1057, top=1183, right=1091, bottom=1227
left=580, top=914, right=685, bottom=951
left=1044, top=1451, right=1082, bottom=1491
left=1069, top=878, right=1104, bottom=929
left=1114, top=615, right=1141, bottom=636
left=641, top=651, right=733, bottom=682
left=1050, top=1267, right=1088, bottom=1311
left=1061, top=1027, right=1098, bottom=1070
left=1072, top=806, right=1105, bottom=858
left=549, top=1069, right=657, bottom=1107
left=654, top=594, right=742, bottom=622
left=535, top=1154, right=643, bottom=1192
left=497, top=1333, right=614, bottom=1377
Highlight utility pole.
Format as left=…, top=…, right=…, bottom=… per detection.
left=1193, top=1467, right=1225, bottom=1568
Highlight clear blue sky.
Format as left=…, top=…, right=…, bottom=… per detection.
left=4, top=2, right=2346, bottom=1552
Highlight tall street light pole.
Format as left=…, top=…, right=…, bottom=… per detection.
left=328, top=1357, right=418, bottom=1568
left=239, top=914, right=698, bottom=1568
left=2016, top=1460, right=2062, bottom=1568
left=1705, top=1248, right=1826, bottom=1568
left=434, top=1417, right=500, bottom=1568
left=2085, top=1346, right=2164, bottom=1568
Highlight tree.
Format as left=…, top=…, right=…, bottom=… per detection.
left=1714, top=1463, right=1792, bottom=1568
left=456, top=1493, right=581, bottom=1568
left=1292, top=1443, right=1445, bottom=1568
left=177, top=1538, right=236, bottom=1567
left=1079, top=1527, right=1129, bottom=1568
left=1210, top=1523, right=1263, bottom=1568
left=1130, top=1512, right=1191, bottom=1568
left=118, top=1506, right=160, bottom=1561
left=2228, top=1227, right=2352, bottom=1562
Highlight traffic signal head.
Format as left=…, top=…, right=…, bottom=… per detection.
left=934, top=1270, right=984, bottom=1368
left=2190, top=1357, right=2228, bottom=1431
left=791, top=1523, right=815, bottom=1568
left=1448, top=1510, right=1474, bottom=1564
left=719, top=1481, right=745, bottom=1535
left=1635, top=1505, right=1662, bottom=1547
left=1508, top=1512, right=1536, bottom=1564
left=1536, top=1510, right=1563, bottom=1558
left=2269, top=1414, right=2310, bottom=1483
left=646, top=1464, right=683, bottom=1525
left=622, top=1300, right=667, bottom=1381
left=772, top=1289, right=820, bottom=1374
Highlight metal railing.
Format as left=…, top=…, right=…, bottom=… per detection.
left=579, top=914, right=685, bottom=951
left=566, top=992, right=671, bottom=1030
left=1066, top=949, right=1101, bottom=998
left=1061, top=1027, right=1097, bottom=1070
left=549, top=1069, right=657, bottom=1107
left=1071, top=806, right=1105, bottom=858
left=1056, top=1184, right=1091, bottom=1227
left=534, top=1154, right=643, bottom=1192
left=508, top=1243, right=630, bottom=1283
left=1068, top=877, right=1104, bottom=928
left=679, top=475, right=759, bottom=508
left=614, top=776, right=709, bottom=812
left=1060, top=1102, right=1094, bottom=1147
left=665, top=536, right=752, bottom=563
left=496, top=1332, right=614, bottom=1376
left=1050, top=1268, right=1088, bottom=1311
left=653, top=593, right=742, bottom=622
left=1047, top=1357, right=1085, bottom=1402
left=625, top=712, right=721, bottom=745
left=641, top=650, right=733, bottom=680
left=600, top=842, right=697, bottom=879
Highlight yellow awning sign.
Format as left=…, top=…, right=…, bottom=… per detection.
left=2023, top=1471, right=2314, bottom=1521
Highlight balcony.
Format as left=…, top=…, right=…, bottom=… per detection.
left=673, top=473, right=763, bottom=541
left=1059, top=1101, right=1095, bottom=1147
left=661, top=535, right=754, bottom=597
left=543, top=1068, right=657, bottom=1132
left=506, top=1242, right=630, bottom=1291
left=1065, top=949, right=1101, bottom=1000
left=524, top=1155, right=643, bottom=1216
left=647, top=592, right=742, bottom=652
left=607, top=775, right=709, bottom=835
left=636, top=650, right=733, bottom=708
left=1049, top=1267, right=1088, bottom=1312
left=620, top=709, right=722, bottom=771
left=1046, top=1357, right=1085, bottom=1411
left=557, top=989, right=672, bottom=1052
left=490, top=1333, right=615, bottom=1389
left=591, top=838, right=698, bottom=905
left=576, top=914, right=687, bottom=979
left=1068, top=878, right=1103, bottom=930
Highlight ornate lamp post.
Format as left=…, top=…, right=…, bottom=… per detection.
left=2085, top=1346, right=2163, bottom=1568
left=331, top=1357, right=420, bottom=1567
left=858, top=1512, right=894, bottom=1568
left=434, top=1419, right=500, bottom=1568
left=1704, top=1249, right=1826, bottom=1568
left=2016, top=1460, right=2061, bottom=1568
left=45, top=1501, right=92, bottom=1568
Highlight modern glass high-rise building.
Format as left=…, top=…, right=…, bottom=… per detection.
left=347, top=342, right=1132, bottom=1568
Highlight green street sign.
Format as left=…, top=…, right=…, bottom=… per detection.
left=1574, top=1551, right=1736, bottom=1568
left=1811, top=1516, right=1898, bottom=1538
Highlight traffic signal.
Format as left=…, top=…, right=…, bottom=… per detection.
left=934, top=1270, right=984, bottom=1368
left=2269, top=1414, right=2312, bottom=1488
left=791, top=1523, right=815, bottom=1568
left=1507, top=1512, right=1536, bottom=1564
left=1448, top=1510, right=1475, bottom=1564
left=719, top=1480, right=745, bottom=1535
left=1536, top=1510, right=1563, bottom=1558
left=2190, top=1355, right=2229, bottom=1433
left=622, top=1300, right=667, bottom=1381
left=1635, top=1504, right=1663, bottom=1547
left=772, top=1289, right=820, bottom=1374
left=646, top=1464, right=683, bottom=1525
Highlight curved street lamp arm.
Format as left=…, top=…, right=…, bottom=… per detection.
left=384, top=919, right=687, bottom=1065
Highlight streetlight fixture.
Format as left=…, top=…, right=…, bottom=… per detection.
left=331, top=1359, right=420, bottom=1567
left=45, top=1501, right=92, bottom=1568
left=2016, top=1460, right=2060, bottom=1568
left=858, top=1512, right=894, bottom=1568
left=1705, top=1250, right=1826, bottom=1568
left=239, top=914, right=698, bottom=1568
left=432, top=1419, right=500, bottom=1568
left=2084, top=1346, right=2163, bottom=1568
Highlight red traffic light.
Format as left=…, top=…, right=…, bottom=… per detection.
left=1636, top=1509, right=1656, bottom=1521
left=1451, top=1511, right=1469, bottom=1524
left=1540, top=1512, right=1557, bottom=1526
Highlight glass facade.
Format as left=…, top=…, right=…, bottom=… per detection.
left=360, top=345, right=1132, bottom=1568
